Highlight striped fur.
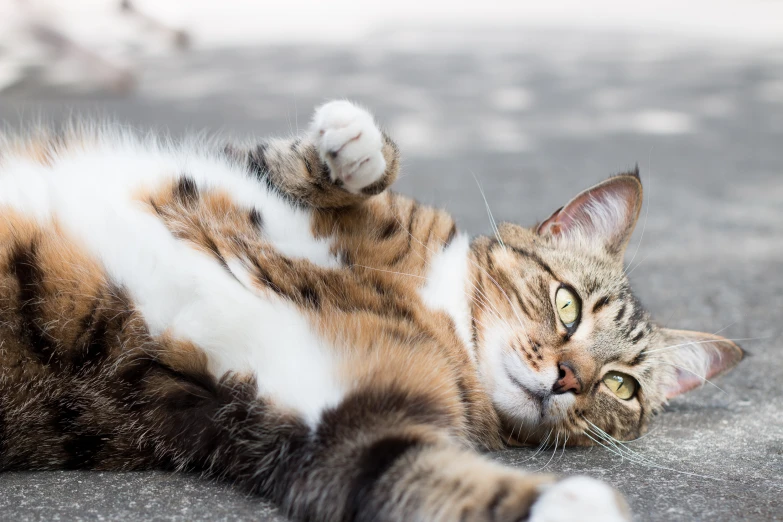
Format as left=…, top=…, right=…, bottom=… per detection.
left=0, top=101, right=742, bottom=521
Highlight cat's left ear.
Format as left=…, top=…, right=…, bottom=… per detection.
left=657, top=328, right=744, bottom=399
left=537, top=171, right=643, bottom=256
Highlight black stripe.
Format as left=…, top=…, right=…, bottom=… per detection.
left=592, top=296, right=611, bottom=313
left=507, top=246, right=556, bottom=278
left=389, top=205, right=417, bottom=265
left=249, top=208, right=264, bottom=230
left=630, top=330, right=645, bottom=344
left=486, top=483, right=511, bottom=522
left=510, top=286, right=531, bottom=317
left=625, top=305, right=646, bottom=337
left=361, top=176, right=389, bottom=196
left=249, top=143, right=269, bottom=179
left=298, top=284, right=321, bottom=309
left=318, top=161, right=332, bottom=184
left=614, top=303, right=627, bottom=323
left=630, top=349, right=648, bottom=366
left=584, top=277, right=601, bottom=296
left=72, top=305, right=111, bottom=371
left=11, top=242, right=56, bottom=365
left=346, top=436, right=423, bottom=522
left=470, top=275, right=483, bottom=348
left=379, top=219, right=399, bottom=239
left=174, top=176, right=199, bottom=205
left=201, top=231, right=232, bottom=275
left=444, top=223, right=458, bottom=247
left=319, top=388, right=448, bottom=443
left=254, top=266, right=285, bottom=296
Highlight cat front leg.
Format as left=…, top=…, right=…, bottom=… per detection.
left=243, top=101, right=400, bottom=209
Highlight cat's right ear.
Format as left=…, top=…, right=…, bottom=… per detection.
left=537, top=171, right=643, bottom=257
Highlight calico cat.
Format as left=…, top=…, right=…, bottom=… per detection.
left=0, top=101, right=743, bottom=521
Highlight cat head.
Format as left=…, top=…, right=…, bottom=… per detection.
left=471, top=170, right=743, bottom=445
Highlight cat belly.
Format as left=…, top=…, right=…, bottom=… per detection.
left=1, top=145, right=347, bottom=428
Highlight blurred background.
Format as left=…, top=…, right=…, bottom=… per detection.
left=1, top=0, right=781, bottom=231
left=0, top=1, right=781, bottom=521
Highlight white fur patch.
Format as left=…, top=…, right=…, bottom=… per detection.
left=418, top=234, right=474, bottom=353
left=482, top=323, right=572, bottom=426
left=530, top=476, right=629, bottom=522
left=0, top=158, right=53, bottom=221
left=1, top=129, right=345, bottom=426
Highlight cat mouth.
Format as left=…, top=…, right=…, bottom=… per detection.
left=505, top=366, right=549, bottom=414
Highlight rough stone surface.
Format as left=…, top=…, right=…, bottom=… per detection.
left=1, top=29, right=781, bottom=522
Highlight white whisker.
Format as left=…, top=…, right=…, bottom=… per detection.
left=469, top=169, right=505, bottom=250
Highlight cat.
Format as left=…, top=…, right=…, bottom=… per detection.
left=0, top=100, right=743, bottom=521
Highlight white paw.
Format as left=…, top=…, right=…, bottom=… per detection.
left=310, top=100, right=386, bottom=193
left=529, top=477, right=630, bottom=522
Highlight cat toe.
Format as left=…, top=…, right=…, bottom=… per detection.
left=529, top=476, right=630, bottom=522
left=311, top=100, right=386, bottom=193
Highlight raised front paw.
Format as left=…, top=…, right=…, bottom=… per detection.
left=310, top=100, right=387, bottom=194
left=529, top=476, right=630, bottom=522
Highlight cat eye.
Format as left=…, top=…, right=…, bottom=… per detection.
left=555, top=286, right=581, bottom=329
left=602, top=371, right=639, bottom=400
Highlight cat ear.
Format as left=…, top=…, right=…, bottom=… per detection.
left=537, top=171, right=643, bottom=256
left=657, top=328, right=744, bottom=399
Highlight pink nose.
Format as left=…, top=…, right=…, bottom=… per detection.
left=553, top=362, right=581, bottom=395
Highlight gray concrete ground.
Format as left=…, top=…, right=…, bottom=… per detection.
left=1, top=29, right=781, bottom=521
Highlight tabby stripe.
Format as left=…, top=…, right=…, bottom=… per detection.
left=444, top=223, right=458, bottom=247
left=379, top=219, right=400, bottom=239
left=249, top=143, right=269, bottom=179
left=507, top=246, right=556, bottom=278
left=248, top=144, right=305, bottom=209
left=470, top=272, right=484, bottom=348
left=298, top=284, right=321, bottom=309
left=630, top=349, right=648, bottom=366
left=592, top=296, right=611, bottom=313
left=201, top=229, right=234, bottom=275
left=390, top=204, right=418, bottom=265
left=11, top=242, right=57, bottom=366
left=249, top=208, right=263, bottom=230
left=625, top=305, right=646, bottom=338
left=361, top=176, right=389, bottom=196
left=614, top=303, right=627, bottom=323
left=319, top=388, right=451, bottom=442
left=72, top=304, right=111, bottom=371
left=510, top=286, right=531, bottom=318
left=486, top=483, right=511, bottom=522
left=346, top=436, right=424, bottom=522
left=174, top=176, right=199, bottom=205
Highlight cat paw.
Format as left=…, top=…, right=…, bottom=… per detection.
left=310, top=100, right=386, bottom=194
left=529, top=477, right=630, bottom=522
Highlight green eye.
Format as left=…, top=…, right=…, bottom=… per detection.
left=555, top=287, right=581, bottom=328
left=602, top=371, right=639, bottom=400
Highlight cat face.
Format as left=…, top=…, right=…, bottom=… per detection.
left=472, top=172, right=743, bottom=445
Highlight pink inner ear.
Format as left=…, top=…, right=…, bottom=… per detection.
left=536, top=175, right=642, bottom=253
left=664, top=333, right=745, bottom=399
left=665, top=369, right=707, bottom=399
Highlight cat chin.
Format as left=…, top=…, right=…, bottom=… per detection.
left=497, top=393, right=576, bottom=432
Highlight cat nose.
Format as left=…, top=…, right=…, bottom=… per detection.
left=552, top=362, right=582, bottom=395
